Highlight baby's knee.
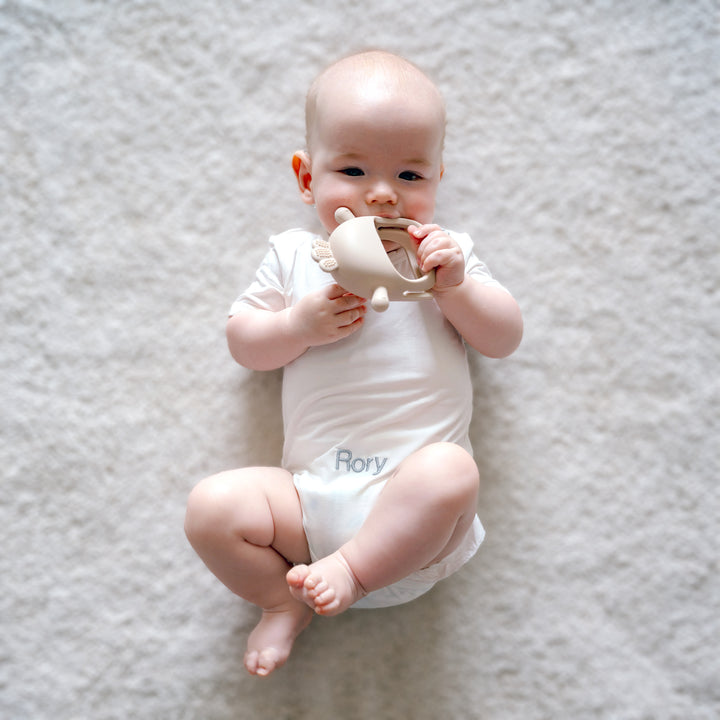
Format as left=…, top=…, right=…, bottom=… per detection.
left=184, top=472, right=238, bottom=545
left=415, top=442, right=480, bottom=507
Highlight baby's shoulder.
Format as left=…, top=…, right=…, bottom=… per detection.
left=268, top=228, right=320, bottom=255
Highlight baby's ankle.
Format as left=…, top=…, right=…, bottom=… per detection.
left=334, top=550, right=368, bottom=600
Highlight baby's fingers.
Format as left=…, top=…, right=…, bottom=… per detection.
left=330, top=287, right=366, bottom=313
left=408, top=223, right=443, bottom=243
left=324, top=283, right=366, bottom=305
left=417, top=231, right=459, bottom=266
left=325, top=283, right=354, bottom=300
left=336, top=304, right=366, bottom=328
left=420, top=247, right=459, bottom=272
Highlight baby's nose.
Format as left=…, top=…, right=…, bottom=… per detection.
left=367, top=180, right=397, bottom=204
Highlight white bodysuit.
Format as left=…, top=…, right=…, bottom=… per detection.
left=231, top=228, right=506, bottom=608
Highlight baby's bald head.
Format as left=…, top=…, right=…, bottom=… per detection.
left=304, top=51, right=446, bottom=153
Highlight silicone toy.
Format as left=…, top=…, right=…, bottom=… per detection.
left=311, top=207, right=436, bottom=312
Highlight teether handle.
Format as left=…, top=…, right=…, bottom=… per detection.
left=335, top=207, right=355, bottom=224
left=371, top=286, right=389, bottom=312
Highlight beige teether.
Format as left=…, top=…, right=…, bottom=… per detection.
left=311, top=207, right=436, bottom=312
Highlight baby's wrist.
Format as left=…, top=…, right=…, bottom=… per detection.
left=283, top=306, right=311, bottom=351
left=432, top=274, right=467, bottom=296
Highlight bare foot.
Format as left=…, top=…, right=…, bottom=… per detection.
left=244, top=601, right=313, bottom=677
left=286, top=551, right=367, bottom=616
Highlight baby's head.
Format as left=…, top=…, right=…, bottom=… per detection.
left=304, top=51, right=446, bottom=153
left=293, top=51, right=447, bottom=233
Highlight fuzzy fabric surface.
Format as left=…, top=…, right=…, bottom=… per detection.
left=2, top=2, right=718, bottom=718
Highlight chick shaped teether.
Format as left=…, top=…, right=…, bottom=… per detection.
left=311, top=207, right=436, bottom=312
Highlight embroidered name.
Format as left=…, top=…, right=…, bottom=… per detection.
left=335, top=448, right=388, bottom=476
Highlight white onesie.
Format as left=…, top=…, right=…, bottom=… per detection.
left=231, top=228, right=506, bottom=608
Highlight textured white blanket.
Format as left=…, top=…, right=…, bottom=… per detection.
left=2, top=1, right=717, bottom=718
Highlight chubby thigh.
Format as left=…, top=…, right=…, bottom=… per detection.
left=353, top=515, right=485, bottom=609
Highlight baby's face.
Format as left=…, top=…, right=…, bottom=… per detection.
left=304, top=78, right=445, bottom=233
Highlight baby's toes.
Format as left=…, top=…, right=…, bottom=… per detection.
left=256, top=649, right=280, bottom=677
left=244, top=650, right=260, bottom=675
left=315, top=596, right=341, bottom=615
left=313, top=585, right=337, bottom=607
left=286, top=565, right=308, bottom=589
left=305, top=575, right=328, bottom=596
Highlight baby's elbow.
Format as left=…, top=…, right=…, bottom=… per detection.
left=226, top=312, right=289, bottom=371
left=225, top=314, right=256, bottom=369
left=500, top=309, right=524, bottom=357
left=482, top=303, right=523, bottom=359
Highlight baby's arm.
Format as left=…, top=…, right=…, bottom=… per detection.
left=409, top=224, right=523, bottom=359
left=227, top=284, right=366, bottom=370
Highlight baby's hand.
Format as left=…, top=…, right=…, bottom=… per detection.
left=289, top=283, right=366, bottom=347
left=409, top=224, right=465, bottom=291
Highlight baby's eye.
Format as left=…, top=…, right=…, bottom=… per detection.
left=399, top=170, right=423, bottom=181
left=340, top=167, right=365, bottom=177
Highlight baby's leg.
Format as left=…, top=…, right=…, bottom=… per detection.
left=185, top=467, right=312, bottom=677
left=287, top=442, right=479, bottom=615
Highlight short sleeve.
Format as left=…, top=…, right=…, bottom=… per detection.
left=228, top=234, right=291, bottom=316
left=450, top=231, right=509, bottom=292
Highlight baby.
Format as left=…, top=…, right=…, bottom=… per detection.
left=185, top=50, right=523, bottom=677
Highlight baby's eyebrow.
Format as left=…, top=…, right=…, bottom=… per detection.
left=330, top=151, right=434, bottom=169
left=402, top=158, right=432, bottom=167
left=334, top=151, right=364, bottom=161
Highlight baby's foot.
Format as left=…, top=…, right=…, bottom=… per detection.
left=286, top=551, right=367, bottom=616
left=244, top=601, right=313, bottom=677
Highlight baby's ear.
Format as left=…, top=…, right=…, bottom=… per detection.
left=292, top=151, right=314, bottom=204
